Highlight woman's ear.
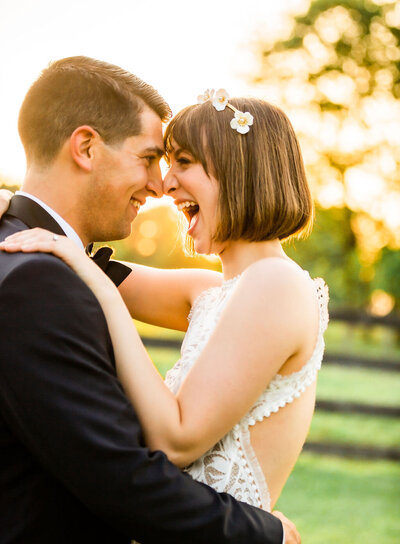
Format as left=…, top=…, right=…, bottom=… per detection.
left=69, top=125, right=100, bottom=172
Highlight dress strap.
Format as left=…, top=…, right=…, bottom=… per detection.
left=314, top=277, right=329, bottom=334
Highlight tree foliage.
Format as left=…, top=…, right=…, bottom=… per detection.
left=252, top=0, right=400, bottom=311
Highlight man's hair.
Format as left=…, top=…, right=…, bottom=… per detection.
left=18, top=56, right=172, bottom=165
left=165, top=98, right=313, bottom=245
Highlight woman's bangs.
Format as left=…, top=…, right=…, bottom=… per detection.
left=164, top=105, right=208, bottom=167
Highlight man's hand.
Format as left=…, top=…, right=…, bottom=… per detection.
left=0, top=189, right=13, bottom=217
left=272, top=510, right=301, bottom=544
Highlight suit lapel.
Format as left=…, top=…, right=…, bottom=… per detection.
left=6, top=195, right=132, bottom=287
left=6, top=195, right=66, bottom=236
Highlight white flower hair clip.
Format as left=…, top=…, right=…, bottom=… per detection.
left=197, top=88, right=254, bottom=134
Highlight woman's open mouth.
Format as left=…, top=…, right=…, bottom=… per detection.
left=176, top=200, right=200, bottom=230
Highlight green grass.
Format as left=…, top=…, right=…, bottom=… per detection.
left=275, top=452, right=400, bottom=544
left=324, top=321, right=400, bottom=360
left=316, top=365, right=400, bottom=407
left=135, top=320, right=184, bottom=341
left=146, top=347, right=181, bottom=378
left=308, top=412, right=400, bottom=448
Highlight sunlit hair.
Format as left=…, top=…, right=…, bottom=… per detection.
left=18, top=56, right=172, bottom=165
left=165, top=98, right=313, bottom=248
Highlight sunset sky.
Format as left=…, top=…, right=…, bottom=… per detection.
left=0, top=0, right=307, bottom=181
left=1, top=0, right=398, bottom=238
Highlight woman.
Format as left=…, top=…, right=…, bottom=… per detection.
left=0, top=93, right=328, bottom=512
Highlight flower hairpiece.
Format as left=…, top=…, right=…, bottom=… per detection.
left=197, top=88, right=254, bottom=134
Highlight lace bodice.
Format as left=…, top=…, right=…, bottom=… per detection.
left=165, top=272, right=329, bottom=511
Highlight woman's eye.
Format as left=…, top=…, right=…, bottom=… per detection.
left=177, top=157, right=191, bottom=165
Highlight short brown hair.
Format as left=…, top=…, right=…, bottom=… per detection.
left=165, top=98, right=313, bottom=243
left=19, top=56, right=172, bottom=165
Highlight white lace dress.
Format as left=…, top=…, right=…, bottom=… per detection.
left=164, top=273, right=329, bottom=512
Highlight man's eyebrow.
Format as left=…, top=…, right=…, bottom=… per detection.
left=142, top=146, right=165, bottom=158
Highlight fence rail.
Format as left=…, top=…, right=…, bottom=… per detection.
left=330, top=308, right=400, bottom=329
left=315, top=400, right=400, bottom=418
left=322, top=353, right=400, bottom=372
left=303, top=442, right=400, bottom=461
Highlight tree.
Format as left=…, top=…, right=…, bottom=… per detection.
left=252, top=0, right=400, bottom=309
left=285, top=206, right=367, bottom=307
left=108, top=205, right=221, bottom=272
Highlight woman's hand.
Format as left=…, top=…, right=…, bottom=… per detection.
left=0, top=228, right=118, bottom=302
left=0, top=189, right=13, bottom=217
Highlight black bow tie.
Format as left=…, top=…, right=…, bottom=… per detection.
left=85, top=243, right=132, bottom=287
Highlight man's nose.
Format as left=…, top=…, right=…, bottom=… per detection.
left=162, top=169, right=179, bottom=195
left=146, top=165, right=163, bottom=198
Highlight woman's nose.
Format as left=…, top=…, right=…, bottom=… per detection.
left=162, top=169, right=179, bottom=195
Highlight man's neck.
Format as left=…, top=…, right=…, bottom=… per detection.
left=22, top=168, right=89, bottom=246
left=16, top=190, right=85, bottom=249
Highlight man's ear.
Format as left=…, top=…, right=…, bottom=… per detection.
left=69, top=126, right=101, bottom=172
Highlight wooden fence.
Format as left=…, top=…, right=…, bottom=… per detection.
left=141, top=309, right=400, bottom=461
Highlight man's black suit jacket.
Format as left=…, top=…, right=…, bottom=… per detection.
left=0, top=196, right=283, bottom=544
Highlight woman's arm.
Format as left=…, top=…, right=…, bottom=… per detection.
left=119, top=263, right=222, bottom=331
left=0, top=229, right=318, bottom=468
left=0, top=189, right=13, bottom=216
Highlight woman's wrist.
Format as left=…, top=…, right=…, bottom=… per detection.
left=92, top=276, right=123, bottom=307
left=0, top=189, right=13, bottom=215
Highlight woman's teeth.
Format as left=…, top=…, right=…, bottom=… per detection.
left=176, top=201, right=197, bottom=211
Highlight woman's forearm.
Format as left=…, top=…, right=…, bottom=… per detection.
left=96, top=288, right=197, bottom=466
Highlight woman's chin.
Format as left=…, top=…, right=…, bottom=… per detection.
left=193, top=238, right=224, bottom=257
left=193, top=241, right=207, bottom=255
left=192, top=236, right=211, bottom=256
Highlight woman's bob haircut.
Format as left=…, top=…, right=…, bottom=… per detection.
left=165, top=97, right=313, bottom=245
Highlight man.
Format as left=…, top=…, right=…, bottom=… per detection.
left=0, top=57, right=299, bottom=543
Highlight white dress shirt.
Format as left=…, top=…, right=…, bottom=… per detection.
left=16, top=191, right=84, bottom=249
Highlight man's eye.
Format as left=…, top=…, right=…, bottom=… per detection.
left=144, top=155, right=156, bottom=164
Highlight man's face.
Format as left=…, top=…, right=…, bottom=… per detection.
left=82, top=107, right=164, bottom=242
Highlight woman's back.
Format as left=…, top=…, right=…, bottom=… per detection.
left=165, top=271, right=329, bottom=510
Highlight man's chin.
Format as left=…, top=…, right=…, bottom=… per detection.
left=92, top=224, right=132, bottom=243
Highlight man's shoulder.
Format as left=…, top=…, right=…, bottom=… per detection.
left=0, top=247, right=106, bottom=333
left=0, top=245, right=87, bottom=304
left=0, top=241, right=68, bottom=277
left=0, top=214, right=27, bottom=240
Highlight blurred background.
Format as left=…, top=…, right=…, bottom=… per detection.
left=1, top=0, right=399, bottom=542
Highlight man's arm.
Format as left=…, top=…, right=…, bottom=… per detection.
left=0, top=254, right=285, bottom=544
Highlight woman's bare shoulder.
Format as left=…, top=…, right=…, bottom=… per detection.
left=240, top=257, right=313, bottom=298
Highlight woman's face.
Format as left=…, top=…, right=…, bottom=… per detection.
left=163, top=143, right=225, bottom=255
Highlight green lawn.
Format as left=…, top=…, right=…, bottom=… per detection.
left=324, top=321, right=400, bottom=360
left=146, top=346, right=181, bottom=378
left=317, top=365, right=400, bottom=407
left=275, top=453, right=400, bottom=544
left=308, top=411, right=400, bottom=448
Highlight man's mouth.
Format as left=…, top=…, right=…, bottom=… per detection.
left=176, top=200, right=200, bottom=228
left=130, top=198, right=142, bottom=210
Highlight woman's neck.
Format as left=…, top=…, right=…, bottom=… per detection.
left=219, top=239, right=291, bottom=280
